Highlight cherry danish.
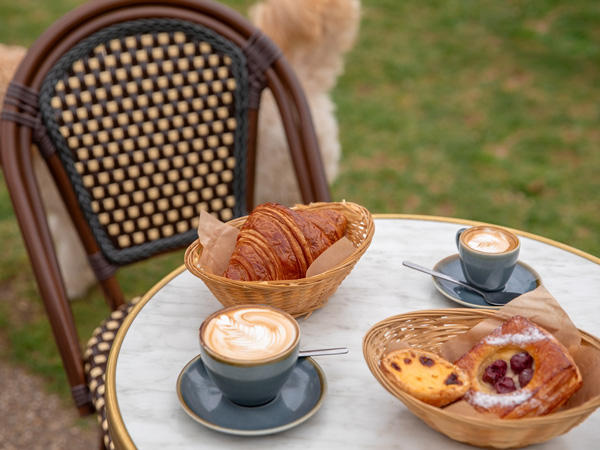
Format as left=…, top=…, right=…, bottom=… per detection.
left=454, top=315, right=582, bottom=419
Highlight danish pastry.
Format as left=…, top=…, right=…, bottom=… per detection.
left=381, top=348, right=470, bottom=407
left=454, top=315, right=582, bottom=419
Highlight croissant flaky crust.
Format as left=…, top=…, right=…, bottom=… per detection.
left=223, top=203, right=347, bottom=281
left=454, top=315, right=583, bottom=419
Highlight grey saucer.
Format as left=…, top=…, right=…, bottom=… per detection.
left=432, top=254, right=542, bottom=309
left=177, top=355, right=327, bottom=436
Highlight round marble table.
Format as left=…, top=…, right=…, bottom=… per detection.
left=105, top=215, right=600, bottom=449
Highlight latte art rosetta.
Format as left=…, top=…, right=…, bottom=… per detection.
left=203, top=308, right=297, bottom=360
left=465, top=231, right=513, bottom=253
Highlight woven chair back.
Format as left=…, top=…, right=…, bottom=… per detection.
left=40, top=18, right=249, bottom=266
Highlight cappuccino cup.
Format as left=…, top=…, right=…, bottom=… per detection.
left=199, top=305, right=300, bottom=406
left=456, top=225, right=520, bottom=291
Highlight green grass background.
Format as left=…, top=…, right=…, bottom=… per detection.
left=1, top=0, right=599, bottom=405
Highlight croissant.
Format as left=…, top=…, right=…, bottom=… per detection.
left=223, top=203, right=347, bottom=281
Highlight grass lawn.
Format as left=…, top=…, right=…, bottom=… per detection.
left=1, top=0, right=599, bottom=403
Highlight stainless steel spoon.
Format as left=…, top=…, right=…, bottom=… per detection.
left=298, top=347, right=348, bottom=358
left=402, top=261, right=521, bottom=306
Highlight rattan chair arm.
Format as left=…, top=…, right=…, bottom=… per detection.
left=0, top=118, right=92, bottom=414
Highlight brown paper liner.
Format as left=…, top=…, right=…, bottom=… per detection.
left=197, top=210, right=239, bottom=276
left=439, top=285, right=581, bottom=363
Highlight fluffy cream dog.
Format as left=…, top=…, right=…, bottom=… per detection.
left=0, top=44, right=25, bottom=91
left=250, top=0, right=361, bottom=206
left=1, top=0, right=360, bottom=299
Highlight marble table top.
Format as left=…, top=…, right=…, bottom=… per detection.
left=106, top=215, right=600, bottom=449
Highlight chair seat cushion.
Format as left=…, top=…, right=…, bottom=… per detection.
left=84, top=298, right=140, bottom=450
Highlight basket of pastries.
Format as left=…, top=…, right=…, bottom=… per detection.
left=363, top=297, right=600, bottom=449
left=185, top=201, right=374, bottom=317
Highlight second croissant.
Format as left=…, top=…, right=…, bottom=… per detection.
left=223, top=203, right=347, bottom=281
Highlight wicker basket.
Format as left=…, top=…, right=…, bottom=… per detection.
left=363, top=309, right=600, bottom=449
left=184, top=201, right=374, bottom=317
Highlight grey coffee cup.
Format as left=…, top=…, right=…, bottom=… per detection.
left=456, top=225, right=520, bottom=291
left=199, top=305, right=300, bottom=406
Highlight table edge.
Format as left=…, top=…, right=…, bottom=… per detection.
left=104, top=214, right=600, bottom=449
left=105, top=264, right=188, bottom=450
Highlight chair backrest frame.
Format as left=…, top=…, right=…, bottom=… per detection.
left=1, top=0, right=330, bottom=415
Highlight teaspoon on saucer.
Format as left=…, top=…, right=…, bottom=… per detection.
left=402, top=261, right=521, bottom=306
left=298, top=347, right=348, bottom=358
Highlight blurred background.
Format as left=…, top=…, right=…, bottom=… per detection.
left=0, top=0, right=598, bottom=432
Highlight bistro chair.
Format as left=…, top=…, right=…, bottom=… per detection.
left=0, top=0, right=331, bottom=447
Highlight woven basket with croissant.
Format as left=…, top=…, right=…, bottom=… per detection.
left=184, top=201, right=374, bottom=317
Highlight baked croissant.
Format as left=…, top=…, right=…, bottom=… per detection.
left=223, top=203, right=347, bottom=281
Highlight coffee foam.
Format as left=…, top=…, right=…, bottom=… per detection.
left=464, top=229, right=516, bottom=253
left=203, top=307, right=297, bottom=361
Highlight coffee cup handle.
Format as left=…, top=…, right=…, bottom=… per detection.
left=456, top=228, right=467, bottom=249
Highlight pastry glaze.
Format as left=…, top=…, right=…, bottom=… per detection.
left=223, top=203, right=347, bottom=281
left=381, top=348, right=470, bottom=407
left=454, top=315, right=583, bottom=419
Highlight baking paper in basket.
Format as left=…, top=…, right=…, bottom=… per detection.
left=440, top=285, right=581, bottom=363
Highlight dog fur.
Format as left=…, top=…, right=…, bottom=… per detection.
left=250, top=0, right=361, bottom=206
left=0, top=45, right=26, bottom=95
left=0, top=0, right=361, bottom=299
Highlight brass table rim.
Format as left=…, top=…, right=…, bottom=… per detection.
left=104, top=213, right=600, bottom=449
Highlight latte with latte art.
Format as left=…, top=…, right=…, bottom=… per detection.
left=462, top=228, right=518, bottom=254
left=202, top=306, right=298, bottom=361
left=456, top=225, right=520, bottom=291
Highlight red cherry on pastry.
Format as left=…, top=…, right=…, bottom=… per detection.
left=519, top=368, right=534, bottom=387
left=495, top=377, right=517, bottom=393
left=510, top=352, right=533, bottom=373
left=482, top=359, right=507, bottom=385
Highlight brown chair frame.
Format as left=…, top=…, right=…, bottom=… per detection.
left=1, top=0, right=330, bottom=417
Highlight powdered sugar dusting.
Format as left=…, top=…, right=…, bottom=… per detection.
left=466, top=389, right=533, bottom=409
left=484, top=325, right=547, bottom=346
